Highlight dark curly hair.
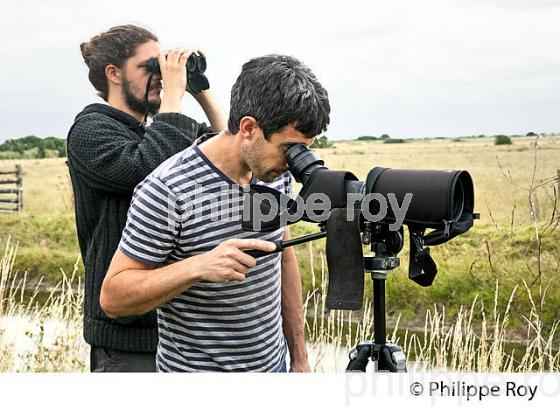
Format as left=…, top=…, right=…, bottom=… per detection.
left=80, top=25, right=158, bottom=101
left=228, top=54, right=330, bottom=139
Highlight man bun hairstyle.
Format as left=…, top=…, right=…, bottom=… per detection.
left=228, top=54, right=330, bottom=139
left=80, top=24, right=158, bottom=101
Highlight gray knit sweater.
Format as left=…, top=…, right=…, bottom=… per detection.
left=66, top=103, right=209, bottom=352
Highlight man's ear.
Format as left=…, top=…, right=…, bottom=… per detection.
left=239, top=117, right=259, bottom=140
left=105, top=64, right=122, bottom=86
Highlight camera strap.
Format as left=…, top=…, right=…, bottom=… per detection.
left=422, top=212, right=477, bottom=246
left=408, top=226, right=438, bottom=287
left=326, top=208, right=365, bottom=310
left=241, top=184, right=296, bottom=231
left=143, top=72, right=155, bottom=125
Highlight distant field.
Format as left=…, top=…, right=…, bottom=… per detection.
left=321, top=136, right=559, bottom=227
left=0, top=136, right=559, bottom=332
left=2, top=136, right=558, bottom=222
left=0, top=157, right=73, bottom=215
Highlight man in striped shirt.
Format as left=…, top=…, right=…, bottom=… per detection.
left=100, top=54, right=331, bottom=372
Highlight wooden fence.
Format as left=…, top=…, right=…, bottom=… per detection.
left=0, top=164, right=23, bottom=212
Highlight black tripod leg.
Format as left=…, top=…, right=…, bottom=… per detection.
left=379, top=344, right=407, bottom=372
left=346, top=344, right=372, bottom=372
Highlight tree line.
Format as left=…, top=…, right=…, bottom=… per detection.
left=0, top=135, right=66, bottom=159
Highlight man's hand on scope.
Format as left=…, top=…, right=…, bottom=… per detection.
left=192, top=238, right=276, bottom=283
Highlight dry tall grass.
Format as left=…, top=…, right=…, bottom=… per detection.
left=0, top=237, right=558, bottom=372
left=0, top=238, right=87, bottom=372
left=304, top=245, right=560, bottom=372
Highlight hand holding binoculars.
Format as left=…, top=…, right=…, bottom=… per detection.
left=144, top=52, right=209, bottom=94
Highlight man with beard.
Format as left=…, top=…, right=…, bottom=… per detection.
left=66, top=24, right=226, bottom=372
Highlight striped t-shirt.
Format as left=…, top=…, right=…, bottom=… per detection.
left=118, top=134, right=291, bottom=372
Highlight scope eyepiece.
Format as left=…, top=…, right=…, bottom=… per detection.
left=286, top=144, right=325, bottom=184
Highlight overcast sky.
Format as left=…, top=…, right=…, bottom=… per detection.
left=0, top=0, right=558, bottom=142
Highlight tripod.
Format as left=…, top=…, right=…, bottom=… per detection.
left=246, top=216, right=410, bottom=372
left=346, top=227, right=408, bottom=373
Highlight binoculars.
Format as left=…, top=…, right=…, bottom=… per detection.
left=144, top=53, right=209, bottom=94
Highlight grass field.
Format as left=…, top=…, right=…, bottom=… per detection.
left=0, top=135, right=559, bottom=344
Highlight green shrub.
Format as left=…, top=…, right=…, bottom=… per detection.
left=383, top=138, right=406, bottom=144
left=0, top=151, right=20, bottom=159
left=0, top=135, right=66, bottom=158
left=495, top=135, right=512, bottom=145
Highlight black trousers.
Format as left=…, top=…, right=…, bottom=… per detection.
left=90, top=346, right=156, bottom=372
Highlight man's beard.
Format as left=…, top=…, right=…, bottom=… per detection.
left=122, top=77, right=161, bottom=118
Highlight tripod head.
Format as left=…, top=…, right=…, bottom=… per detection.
left=363, top=222, right=403, bottom=275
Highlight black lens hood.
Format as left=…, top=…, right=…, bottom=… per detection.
left=366, top=167, right=474, bottom=229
